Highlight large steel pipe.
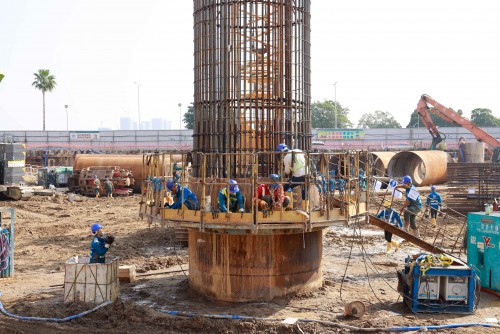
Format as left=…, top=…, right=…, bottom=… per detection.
left=369, top=151, right=396, bottom=176
left=74, top=154, right=181, bottom=192
left=189, top=230, right=323, bottom=302
left=387, top=151, right=453, bottom=186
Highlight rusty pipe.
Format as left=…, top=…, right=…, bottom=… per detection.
left=387, top=151, right=453, bottom=186
left=369, top=152, right=396, bottom=176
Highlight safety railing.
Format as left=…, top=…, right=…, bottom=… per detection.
left=139, top=150, right=370, bottom=233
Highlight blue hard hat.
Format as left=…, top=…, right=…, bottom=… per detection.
left=276, top=143, right=288, bottom=152
left=402, top=175, right=412, bottom=184
left=91, top=223, right=103, bottom=234
left=166, top=178, right=174, bottom=190
left=229, top=179, right=239, bottom=193
left=269, top=174, right=279, bottom=189
left=269, top=174, right=279, bottom=182
left=431, top=185, right=436, bottom=191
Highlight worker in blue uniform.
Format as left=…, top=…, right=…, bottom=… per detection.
left=396, top=175, right=423, bottom=237
left=218, top=179, right=245, bottom=213
left=165, top=179, right=199, bottom=210
left=89, top=223, right=114, bottom=264
left=426, top=185, right=442, bottom=226
left=377, top=200, right=403, bottom=253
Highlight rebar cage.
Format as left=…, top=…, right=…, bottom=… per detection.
left=193, top=0, right=312, bottom=178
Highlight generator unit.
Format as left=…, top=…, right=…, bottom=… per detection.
left=440, top=276, right=468, bottom=301
left=401, top=254, right=477, bottom=314
left=417, top=275, right=439, bottom=300
left=466, top=211, right=500, bottom=295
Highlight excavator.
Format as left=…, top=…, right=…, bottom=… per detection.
left=416, top=94, right=500, bottom=163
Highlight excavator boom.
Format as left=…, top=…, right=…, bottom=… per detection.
left=416, top=94, right=500, bottom=161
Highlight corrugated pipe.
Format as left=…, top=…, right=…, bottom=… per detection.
left=0, top=291, right=111, bottom=322
left=160, top=309, right=500, bottom=332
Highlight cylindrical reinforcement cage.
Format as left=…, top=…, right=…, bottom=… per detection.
left=193, top=0, right=312, bottom=178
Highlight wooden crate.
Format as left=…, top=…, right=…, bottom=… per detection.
left=118, top=265, right=137, bottom=283
left=64, top=256, right=119, bottom=303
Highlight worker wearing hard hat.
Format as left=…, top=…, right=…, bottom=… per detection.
left=254, top=174, right=291, bottom=210
left=276, top=143, right=308, bottom=210
left=377, top=201, right=403, bottom=253
left=426, top=185, right=442, bottom=226
left=165, top=179, right=199, bottom=210
left=218, top=179, right=245, bottom=213
left=89, top=223, right=115, bottom=264
left=396, top=175, right=423, bottom=237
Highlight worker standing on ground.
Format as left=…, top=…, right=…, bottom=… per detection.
left=276, top=143, right=308, bottom=210
left=104, top=177, right=114, bottom=198
left=93, top=175, right=101, bottom=198
left=254, top=174, right=291, bottom=211
left=426, top=185, right=442, bottom=226
left=165, top=179, right=199, bottom=210
left=396, top=175, right=423, bottom=237
left=377, top=201, right=403, bottom=253
left=218, top=179, right=245, bottom=213
left=89, top=223, right=114, bottom=264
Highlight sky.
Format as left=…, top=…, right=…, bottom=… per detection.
left=0, top=0, right=499, bottom=131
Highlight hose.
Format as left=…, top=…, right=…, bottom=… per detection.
left=160, top=309, right=500, bottom=332
left=0, top=291, right=111, bottom=322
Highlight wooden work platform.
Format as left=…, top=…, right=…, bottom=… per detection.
left=141, top=201, right=367, bottom=234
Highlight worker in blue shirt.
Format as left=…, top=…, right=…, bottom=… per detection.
left=426, top=185, right=442, bottom=226
left=89, top=223, right=114, bottom=264
left=396, top=175, right=423, bottom=237
left=377, top=200, right=403, bottom=253
left=218, top=179, right=245, bottom=213
left=165, top=179, right=199, bottom=210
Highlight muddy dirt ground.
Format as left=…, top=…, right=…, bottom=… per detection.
left=0, top=193, right=499, bottom=333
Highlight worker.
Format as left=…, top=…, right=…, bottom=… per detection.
left=93, top=175, right=101, bottom=198
left=276, top=143, right=308, bottom=210
left=377, top=200, right=403, bottom=253
left=218, top=179, right=245, bottom=213
left=396, top=175, right=423, bottom=237
left=426, top=185, right=442, bottom=226
left=104, top=177, right=114, bottom=198
left=89, top=223, right=114, bottom=264
left=47, top=169, right=56, bottom=188
left=254, top=174, right=291, bottom=210
left=165, top=179, right=199, bottom=210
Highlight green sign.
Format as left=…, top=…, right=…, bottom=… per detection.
left=317, top=129, right=365, bottom=140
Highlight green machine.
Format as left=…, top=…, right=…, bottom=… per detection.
left=466, top=211, right=500, bottom=295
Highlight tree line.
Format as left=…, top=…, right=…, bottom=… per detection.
left=183, top=100, right=499, bottom=129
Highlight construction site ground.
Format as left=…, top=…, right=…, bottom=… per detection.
left=0, top=193, right=499, bottom=333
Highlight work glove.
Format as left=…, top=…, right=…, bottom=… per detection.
left=105, top=244, right=110, bottom=249
left=239, top=208, right=245, bottom=213
left=104, top=235, right=115, bottom=245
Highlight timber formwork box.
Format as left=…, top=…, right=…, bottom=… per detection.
left=140, top=150, right=370, bottom=302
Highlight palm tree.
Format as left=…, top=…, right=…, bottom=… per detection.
left=32, top=69, right=57, bottom=131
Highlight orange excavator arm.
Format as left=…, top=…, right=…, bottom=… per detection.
left=416, top=94, right=500, bottom=159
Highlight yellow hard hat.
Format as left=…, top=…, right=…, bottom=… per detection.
left=383, top=200, right=391, bottom=207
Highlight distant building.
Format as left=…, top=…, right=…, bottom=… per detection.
left=163, top=120, right=172, bottom=130
left=120, top=117, right=132, bottom=130
left=151, top=118, right=163, bottom=130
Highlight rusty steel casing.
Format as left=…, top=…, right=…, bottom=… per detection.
left=74, top=154, right=183, bottom=192
left=369, top=151, right=396, bottom=176
left=387, top=151, right=453, bottom=186
left=189, top=230, right=323, bottom=302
